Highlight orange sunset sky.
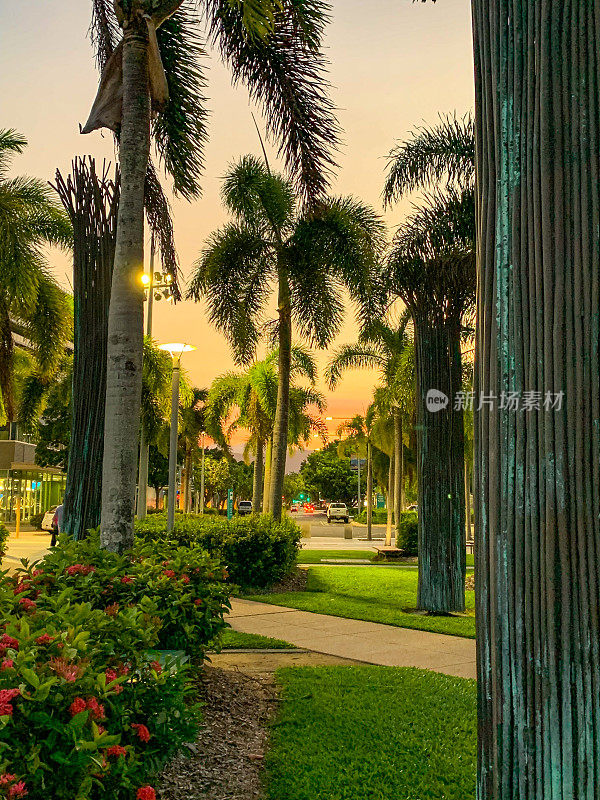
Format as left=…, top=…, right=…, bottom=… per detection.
left=1, top=0, right=474, bottom=450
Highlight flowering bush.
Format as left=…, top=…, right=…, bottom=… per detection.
left=18, top=532, right=231, bottom=654
left=136, top=513, right=301, bottom=588
left=0, top=587, right=199, bottom=800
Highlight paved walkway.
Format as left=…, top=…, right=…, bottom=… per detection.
left=2, top=530, right=50, bottom=570
left=229, top=598, right=476, bottom=679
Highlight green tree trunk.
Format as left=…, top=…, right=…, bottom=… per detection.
left=415, top=321, right=466, bottom=613
left=263, top=434, right=273, bottom=513
left=393, top=406, right=403, bottom=529
left=472, top=3, right=600, bottom=796
left=100, top=20, right=150, bottom=553
left=54, top=159, right=118, bottom=540
left=252, top=437, right=264, bottom=512
left=269, top=273, right=292, bottom=520
left=366, top=440, right=373, bottom=541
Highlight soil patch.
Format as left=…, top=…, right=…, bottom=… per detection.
left=209, top=649, right=362, bottom=676
left=249, top=567, right=309, bottom=595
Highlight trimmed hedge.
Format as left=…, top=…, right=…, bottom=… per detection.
left=0, top=524, right=8, bottom=560
left=135, top=514, right=301, bottom=589
left=397, top=511, right=418, bottom=556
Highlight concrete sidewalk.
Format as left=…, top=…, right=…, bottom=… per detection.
left=229, top=598, right=476, bottom=679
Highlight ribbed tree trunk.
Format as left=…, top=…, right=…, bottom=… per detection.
left=464, top=462, right=471, bottom=541
left=100, top=20, right=150, bottom=553
left=269, top=272, right=292, bottom=521
left=473, top=3, right=600, bottom=797
left=55, top=159, right=118, bottom=540
left=385, top=452, right=394, bottom=547
left=263, top=435, right=273, bottom=513
left=393, top=406, right=403, bottom=529
left=366, top=440, right=373, bottom=542
left=414, top=320, right=466, bottom=613
left=182, top=443, right=192, bottom=512
left=252, top=437, right=264, bottom=512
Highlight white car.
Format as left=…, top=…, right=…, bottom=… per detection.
left=327, top=503, right=349, bottom=524
left=41, top=506, right=58, bottom=532
left=237, top=500, right=252, bottom=516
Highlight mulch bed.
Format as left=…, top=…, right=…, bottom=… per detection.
left=254, top=567, right=309, bottom=594
left=158, top=667, right=278, bottom=800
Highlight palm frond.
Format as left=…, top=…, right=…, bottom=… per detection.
left=90, top=0, right=119, bottom=70
left=206, top=0, right=340, bottom=201
left=154, top=4, right=209, bottom=199
left=383, top=112, right=474, bottom=206
left=0, top=130, right=28, bottom=180
left=188, top=223, right=273, bottom=363
left=325, top=343, right=384, bottom=389
left=23, top=277, right=72, bottom=379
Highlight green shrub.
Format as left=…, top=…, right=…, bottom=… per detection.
left=397, top=512, right=418, bottom=556
left=0, top=575, right=199, bottom=800
left=28, top=513, right=45, bottom=530
left=0, top=524, right=8, bottom=560
left=354, top=509, right=388, bottom=524
left=20, top=532, right=231, bottom=655
left=136, top=513, right=301, bottom=589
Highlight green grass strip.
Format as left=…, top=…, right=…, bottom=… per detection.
left=218, top=629, right=296, bottom=649
left=249, top=566, right=476, bottom=639
left=266, top=665, right=476, bottom=800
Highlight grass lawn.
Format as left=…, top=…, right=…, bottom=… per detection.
left=217, top=629, right=296, bottom=649
left=248, top=566, right=476, bottom=638
left=298, top=549, right=376, bottom=563
left=266, top=666, right=476, bottom=800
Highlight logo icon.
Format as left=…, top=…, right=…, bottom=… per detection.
left=426, top=389, right=449, bottom=413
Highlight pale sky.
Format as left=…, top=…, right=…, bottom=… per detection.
left=1, top=0, right=474, bottom=447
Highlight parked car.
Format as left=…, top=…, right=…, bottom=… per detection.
left=327, top=502, right=349, bottom=523
left=290, top=503, right=299, bottom=513
left=237, top=500, right=252, bottom=516
left=41, top=506, right=58, bottom=532
left=406, top=503, right=418, bottom=513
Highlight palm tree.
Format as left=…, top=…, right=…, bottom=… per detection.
left=469, top=7, right=600, bottom=795
left=189, top=155, right=383, bottom=520
left=387, top=188, right=475, bottom=613
left=384, top=116, right=475, bottom=612
left=326, top=311, right=414, bottom=535
left=178, top=387, right=207, bottom=513
left=0, top=129, right=72, bottom=427
left=85, top=0, right=341, bottom=552
left=206, top=347, right=323, bottom=513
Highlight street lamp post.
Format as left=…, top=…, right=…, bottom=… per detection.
left=159, top=343, right=195, bottom=532
left=136, top=241, right=174, bottom=519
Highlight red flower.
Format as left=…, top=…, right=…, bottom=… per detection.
left=222, top=569, right=229, bottom=579
left=162, top=570, right=175, bottom=578
left=194, top=599, right=203, bottom=606
left=149, top=660, right=162, bottom=674
left=0, top=704, right=13, bottom=717
left=86, top=698, right=105, bottom=720
left=1, top=659, right=14, bottom=671
left=181, top=574, right=190, bottom=584
left=106, top=745, right=127, bottom=758
left=104, top=669, right=123, bottom=693
left=104, top=603, right=119, bottom=617
left=136, top=786, right=156, bottom=800
left=49, top=657, right=84, bottom=682
left=69, top=697, right=87, bottom=716
left=12, top=582, right=27, bottom=595
left=120, top=576, right=134, bottom=585
left=66, top=564, right=95, bottom=576
left=0, top=635, right=19, bottom=653
left=0, top=689, right=21, bottom=703
left=131, top=723, right=151, bottom=742
left=35, top=634, right=54, bottom=646
left=7, top=781, right=27, bottom=799
left=18, top=598, right=36, bottom=612
left=0, top=775, right=16, bottom=786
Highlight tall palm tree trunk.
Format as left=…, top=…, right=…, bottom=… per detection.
left=464, top=462, right=470, bottom=541
left=393, top=406, right=403, bottom=530
left=182, top=444, right=192, bottom=512
left=252, top=437, right=264, bottom=512
left=414, top=319, right=466, bottom=613
left=473, top=3, right=600, bottom=796
left=263, top=434, right=273, bottom=513
left=100, top=21, right=150, bottom=553
left=0, top=297, right=14, bottom=424
left=385, top=453, right=394, bottom=547
left=366, top=440, right=373, bottom=542
left=269, top=275, right=292, bottom=520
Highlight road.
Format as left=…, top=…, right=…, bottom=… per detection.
left=290, top=510, right=389, bottom=542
